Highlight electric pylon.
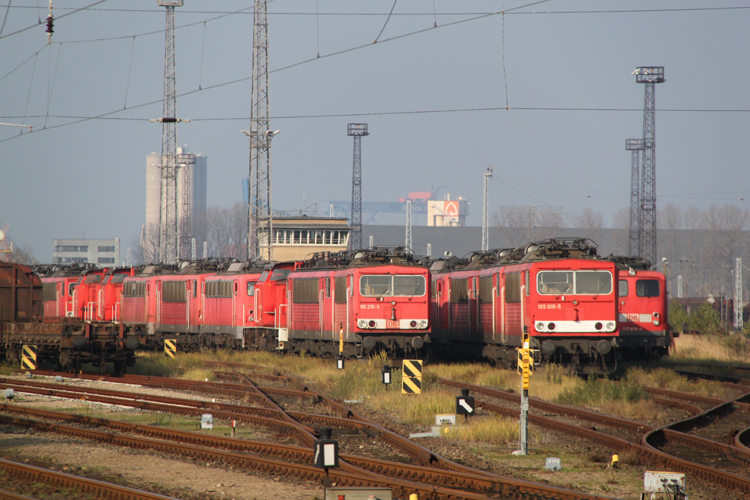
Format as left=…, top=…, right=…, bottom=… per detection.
left=348, top=123, right=369, bottom=251
left=735, top=258, right=743, bottom=331
left=246, top=0, right=277, bottom=261
left=626, top=139, right=644, bottom=257
left=633, top=66, right=665, bottom=266
left=482, top=166, right=493, bottom=251
left=156, top=0, right=183, bottom=264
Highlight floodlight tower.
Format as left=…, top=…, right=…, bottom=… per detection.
left=633, top=66, right=665, bottom=266
left=155, top=0, right=183, bottom=264
left=348, top=123, right=369, bottom=251
left=482, top=166, right=493, bottom=251
left=625, top=139, right=644, bottom=257
left=246, top=0, right=276, bottom=262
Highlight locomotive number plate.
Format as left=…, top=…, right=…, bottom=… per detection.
left=360, top=304, right=380, bottom=309
left=538, top=304, right=561, bottom=310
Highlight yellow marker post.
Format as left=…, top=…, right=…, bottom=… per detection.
left=164, top=339, right=177, bottom=358
left=21, top=345, right=38, bottom=370
left=401, top=359, right=423, bottom=394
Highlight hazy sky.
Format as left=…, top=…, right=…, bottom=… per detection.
left=1, top=1, right=749, bottom=261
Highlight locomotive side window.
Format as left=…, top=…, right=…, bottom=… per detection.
left=636, top=279, right=660, bottom=298
left=325, top=277, right=331, bottom=298
left=205, top=281, right=232, bottom=298
left=271, top=269, right=291, bottom=281
left=123, top=282, right=146, bottom=297
left=537, top=271, right=573, bottom=294
left=575, top=271, right=612, bottom=295
left=335, top=277, right=347, bottom=303
left=247, top=281, right=256, bottom=296
left=162, top=281, right=187, bottom=302
left=618, top=280, right=628, bottom=297
left=292, top=278, right=319, bottom=303
left=431, top=280, right=437, bottom=299
left=360, top=275, right=426, bottom=297
left=450, top=279, right=468, bottom=303
left=506, top=272, right=521, bottom=303
left=478, top=276, right=493, bottom=302
left=110, top=274, right=127, bottom=283
left=43, top=283, right=57, bottom=301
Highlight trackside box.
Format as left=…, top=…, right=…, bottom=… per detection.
left=644, top=471, right=686, bottom=493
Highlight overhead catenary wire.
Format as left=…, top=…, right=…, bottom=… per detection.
left=0, top=0, right=109, bottom=41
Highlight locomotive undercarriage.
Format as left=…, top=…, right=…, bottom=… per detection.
left=1, top=320, right=136, bottom=374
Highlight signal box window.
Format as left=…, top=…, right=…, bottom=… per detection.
left=636, top=279, right=660, bottom=298
left=618, top=280, right=628, bottom=297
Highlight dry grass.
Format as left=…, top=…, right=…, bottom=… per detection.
left=443, top=414, right=518, bottom=444
left=669, top=333, right=750, bottom=365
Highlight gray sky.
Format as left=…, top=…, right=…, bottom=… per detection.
left=1, top=1, right=749, bottom=262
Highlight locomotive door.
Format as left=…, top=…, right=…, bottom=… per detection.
left=57, top=282, right=63, bottom=317
left=470, top=277, right=479, bottom=339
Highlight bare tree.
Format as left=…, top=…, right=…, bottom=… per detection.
left=493, top=206, right=563, bottom=248
left=574, top=208, right=603, bottom=244
left=611, top=207, right=630, bottom=255
left=0, top=244, right=37, bottom=265
left=205, top=203, right=248, bottom=259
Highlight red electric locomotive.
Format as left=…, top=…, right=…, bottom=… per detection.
left=609, top=256, right=670, bottom=360
left=35, top=263, right=96, bottom=319
left=432, top=239, right=619, bottom=371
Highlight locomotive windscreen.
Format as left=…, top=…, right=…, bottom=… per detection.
left=360, top=275, right=426, bottom=297
left=537, top=271, right=611, bottom=295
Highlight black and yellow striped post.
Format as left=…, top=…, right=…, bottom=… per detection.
left=401, top=359, right=422, bottom=394
left=164, top=339, right=177, bottom=359
left=21, top=345, right=38, bottom=370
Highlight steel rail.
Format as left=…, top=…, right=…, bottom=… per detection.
left=0, top=458, right=180, bottom=500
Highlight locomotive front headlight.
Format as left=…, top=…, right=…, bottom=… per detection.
left=358, top=319, right=367, bottom=328
left=535, top=321, right=545, bottom=332
left=419, top=320, right=428, bottom=328
left=606, top=321, right=616, bottom=332
left=653, top=320, right=661, bottom=326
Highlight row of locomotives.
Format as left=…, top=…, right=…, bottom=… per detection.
left=261, top=247, right=431, bottom=360
left=1, top=262, right=133, bottom=374
left=120, top=259, right=265, bottom=353
left=606, top=256, right=671, bottom=362
left=430, top=238, right=620, bottom=374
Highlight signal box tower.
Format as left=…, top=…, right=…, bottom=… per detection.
left=347, top=123, right=369, bottom=251
left=633, top=66, right=665, bottom=266
left=626, top=139, right=644, bottom=257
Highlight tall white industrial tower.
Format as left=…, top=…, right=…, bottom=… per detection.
left=405, top=200, right=412, bottom=254
left=246, top=0, right=277, bottom=262
left=155, top=0, right=184, bottom=264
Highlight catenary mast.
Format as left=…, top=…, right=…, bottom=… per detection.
left=633, top=66, right=665, bottom=266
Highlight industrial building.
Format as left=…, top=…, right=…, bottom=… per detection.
left=52, top=238, right=120, bottom=265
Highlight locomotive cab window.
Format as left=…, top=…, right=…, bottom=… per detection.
left=247, top=281, right=256, bottom=296
left=636, top=279, right=660, bottom=298
left=537, top=270, right=612, bottom=295
left=360, top=275, right=426, bottom=297
left=618, top=280, right=628, bottom=297
left=271, top=269, right=291, bottom=281
left=84, top=275, right=102, bottom=284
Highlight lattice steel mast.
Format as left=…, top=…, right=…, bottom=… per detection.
left=246, top=0, right=277, bottom=261
left=347, top=123, right=369, bottom=251
left=154, top=0, right=183, bottom=264
left=482, top=166, right=493, bottom=251
left=633, top=66, right=665, bottom=266
left=626, top=139, right=644, bottom=257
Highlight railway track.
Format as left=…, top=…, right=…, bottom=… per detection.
left=0, top=458, right=179, bottom=500
left=439, top=378, right=750, bottom=494
left=6, top=373, right=616, bottom=500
